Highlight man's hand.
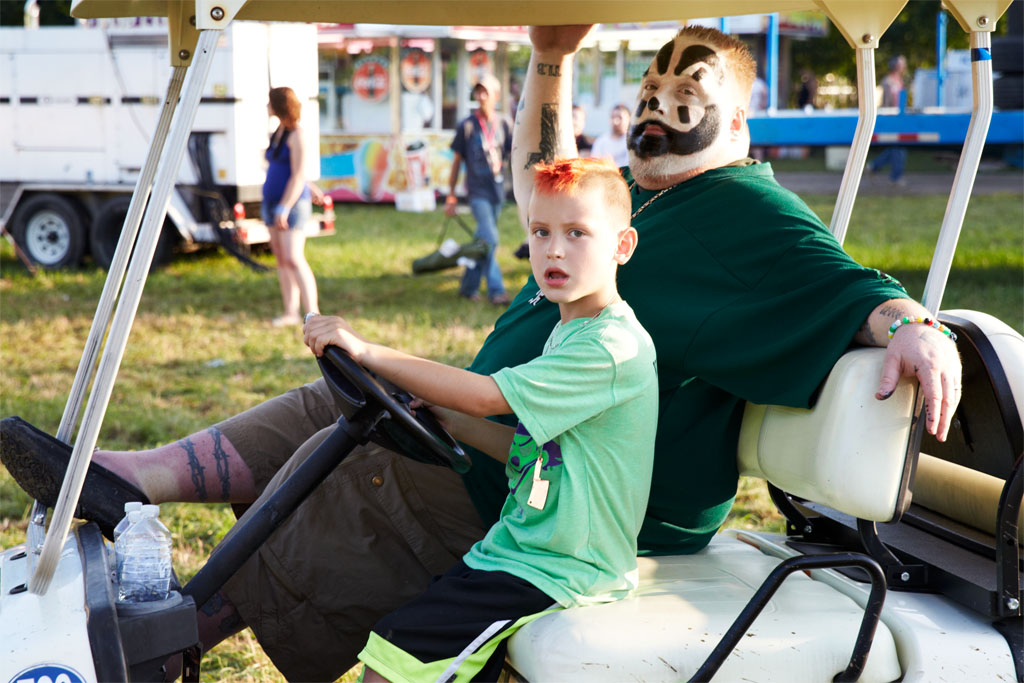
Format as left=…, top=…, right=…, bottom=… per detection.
left=876, top=324, right=962, bottom=442
left=303, top=314, right=369, bottom=360
left=444, top=195, right=458, bottom=218
left=528, top=25, right=594, bottom=55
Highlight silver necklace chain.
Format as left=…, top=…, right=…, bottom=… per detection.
left=629, top=181, right=678, bottom=220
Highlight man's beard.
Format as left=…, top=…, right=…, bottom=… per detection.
left=627, top=107, right=720, bottom=159
left=626, top=109, right=722, bottom=184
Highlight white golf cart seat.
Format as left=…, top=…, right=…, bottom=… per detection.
left=508, top=310, right=1024, bottom=682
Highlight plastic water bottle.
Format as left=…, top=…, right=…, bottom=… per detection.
left=117, top=504, right=172, bottom=602
left=110, top=501, right=144, bottom=583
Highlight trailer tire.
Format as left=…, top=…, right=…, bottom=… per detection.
left=11, top=193, right=86, bottom=269
left=90, top=196, right=175, bottom=271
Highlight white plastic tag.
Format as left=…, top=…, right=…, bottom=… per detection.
left=526, top=457, right=548, bottom=510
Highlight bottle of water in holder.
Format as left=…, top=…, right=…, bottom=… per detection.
left=117, top=504, right=172, bottom=602
left=111, top=501, right=144, bottom=584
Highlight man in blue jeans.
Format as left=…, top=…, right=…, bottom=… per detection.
left=444, top=73, right=511, bottom=305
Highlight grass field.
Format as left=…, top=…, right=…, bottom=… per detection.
left=1, top=187, right=1021, bottom=681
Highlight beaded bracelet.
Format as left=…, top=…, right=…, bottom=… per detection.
left=887, top=316, right=958, bottom=342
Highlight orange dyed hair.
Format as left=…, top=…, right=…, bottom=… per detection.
left=269, top=87, right=302, bottom=129
left=533, top=157, right=631, bottom=227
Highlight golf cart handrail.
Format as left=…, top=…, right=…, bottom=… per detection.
left=30, top=0, right=1010, bottom=602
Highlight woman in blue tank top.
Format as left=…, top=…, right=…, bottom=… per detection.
left=263, top=87, right=318, bottom=327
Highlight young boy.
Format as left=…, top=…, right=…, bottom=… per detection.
left=303, top=158, right=658, bottom=682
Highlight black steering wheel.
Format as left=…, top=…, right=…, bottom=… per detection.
left=316, top=345, right=472, bottom=474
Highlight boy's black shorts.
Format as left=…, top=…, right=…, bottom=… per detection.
left=358, top=559, right=558, bottom=682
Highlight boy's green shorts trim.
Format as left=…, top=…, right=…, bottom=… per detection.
left=359, top=609, right=556, bottom=683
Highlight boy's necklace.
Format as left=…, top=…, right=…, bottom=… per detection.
left=629, top=181, right=679, bottom=219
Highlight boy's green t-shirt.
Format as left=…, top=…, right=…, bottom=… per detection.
left=463, top=301, right=658, bottom=606
left=463, top=162, right=910, bottom=555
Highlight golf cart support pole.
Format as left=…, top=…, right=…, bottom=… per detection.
left=920, top=27, right=994, bottom=314
left=23, top=64, right=187, bottom=579
left=29, top=29, right=221, bottom=596
left=182, top=411, right=381, bottom=608
left=689, top=553, right=887, bottom=683
left=829, top=46, right=876, bottom=245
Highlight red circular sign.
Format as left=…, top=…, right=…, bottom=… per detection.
left=353, top=57, right=389, bottom=103
left=400, top=49, right=431, bottom=94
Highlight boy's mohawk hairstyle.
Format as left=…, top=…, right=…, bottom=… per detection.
left=533, top=157, right=622, bottom=196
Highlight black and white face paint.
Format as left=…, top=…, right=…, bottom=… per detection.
left=628, top=36, right=731, bottom=182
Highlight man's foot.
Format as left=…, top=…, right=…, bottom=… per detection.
left=514, top=242, right=530, bottom=260
left=489, top=294, right=510, bottom=306
left=271, top=314, right=302, bottom=327
left=0, top=416, right=150, bottom=539
left=460, top=293, right=481, bottom=303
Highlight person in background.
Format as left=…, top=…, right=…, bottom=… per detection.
left=868, top=55, right=909, bottom=186
left=444, top=74, right=512, bottom=305
left=590, top=103, right=631, bottom=168
left=263, top=86, right=318, bottom=327
left=573, top=104, right=594, bottom=156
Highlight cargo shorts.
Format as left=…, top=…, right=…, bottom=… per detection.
left=215, top=377, right=488, bottom=682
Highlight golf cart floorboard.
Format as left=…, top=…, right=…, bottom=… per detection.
left=792, top=500, right=1022, bottom=615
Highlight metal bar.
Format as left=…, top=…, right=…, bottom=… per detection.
left=995, top=456, right=1022, bottom=618
left=689, top=553, right=887, bottom=682
left=829, top=47, right=877, bottom=245
left=29, top=30, right=221, bottom=596
left=182, top=412, right=376, bottom=608
left=936, top=9, right=948, bottom=107
left=56, top=66, right=186, bottom=447
left=766, top=13, right=779, bottom=111
left=921, top=31, right=993, bottom=314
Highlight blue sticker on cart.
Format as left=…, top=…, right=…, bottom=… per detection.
left=971, top=47, right=992, bottom=61
left=8, top=664, right=86, bottom=683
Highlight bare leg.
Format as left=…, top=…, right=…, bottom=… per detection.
left=93, top=427, right=257, bottom=504
left=162, top=590, right=246, bottom=681
left=363, top=667, right=388, bottom=682
left=270, top=230, right=301, bottom=322
left=278, top=229, right=318, bottom=316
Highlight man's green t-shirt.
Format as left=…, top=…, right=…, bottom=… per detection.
left=464, top=301, right=658, bottom=606
left=463, top=162, right=909, bottom=555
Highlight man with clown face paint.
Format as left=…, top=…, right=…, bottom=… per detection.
left=508, top=24, right=962, bottom=552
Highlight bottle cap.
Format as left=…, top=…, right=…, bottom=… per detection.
left=141, top=504, right=161, bottom=518
left=127, top=510, right=143, bottom=523
left=124, top=501, right=143, bottom=513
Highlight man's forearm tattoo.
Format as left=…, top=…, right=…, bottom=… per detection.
left=536, top=62, right=561, bottom=77
left=208, top=427, right=231, bottom=501
left=525, top=103, right=560, bottom=169
left=859, top=303, right=905, bottom=345
left=180, top=436, right=207, bottom=502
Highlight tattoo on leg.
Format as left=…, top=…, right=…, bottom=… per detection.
left=180, top=437, right=207, bottom=502
left=200, top=591, right=244, bottom=635
left=208, top=427, right=231, bottom=501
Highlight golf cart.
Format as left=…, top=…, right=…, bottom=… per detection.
left=1, top=1, right=1021, bottom=682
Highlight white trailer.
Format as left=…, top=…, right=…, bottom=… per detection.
left=0, top=18, right=326, bottom=269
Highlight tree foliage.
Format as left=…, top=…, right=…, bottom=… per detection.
left=791, top=4, right=989, bottom=83
left=1, top=0, right=74, bottom=26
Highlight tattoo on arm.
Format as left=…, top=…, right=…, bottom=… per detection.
left=208, top=427, right=231, bottom=501
left=524, top=104, right=560, bottom=169
left=180, top=437, right=207, bottom=502
left=536, top=63, right=561, bottom=77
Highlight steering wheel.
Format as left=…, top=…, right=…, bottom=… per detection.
left=316, top=345, right=472, bottom=474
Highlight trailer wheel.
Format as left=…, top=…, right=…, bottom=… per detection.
left=90, top=196, right=175, bottom=271
left=11, top=193, right=86, bottom=269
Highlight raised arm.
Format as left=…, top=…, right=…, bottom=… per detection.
left=856, top=298, right=962, bottom=442
left=511, top=25, right=593, bottom=227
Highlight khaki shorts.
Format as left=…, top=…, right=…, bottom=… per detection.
left=216, top=378, right=487, bottom=682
